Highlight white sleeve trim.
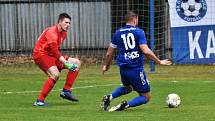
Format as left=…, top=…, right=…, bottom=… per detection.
left=110, top=43, right=117, bottom=48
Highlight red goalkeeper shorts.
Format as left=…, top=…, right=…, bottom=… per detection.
left=34, top=55, right=69, bottom=73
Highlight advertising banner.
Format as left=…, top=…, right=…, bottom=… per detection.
left=168, top=0, right=215, bottom=64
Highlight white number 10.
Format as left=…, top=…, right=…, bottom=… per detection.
left=121, top=33, right=136, bottom=50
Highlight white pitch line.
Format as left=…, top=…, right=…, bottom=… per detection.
left=0, top=83, right=121, bottom=95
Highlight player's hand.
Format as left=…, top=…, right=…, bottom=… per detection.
left=102, top=65, right=109, bottom=75
left=64, top=62, right=78, bottom=71
left=159, top=59, right=172, bottom=65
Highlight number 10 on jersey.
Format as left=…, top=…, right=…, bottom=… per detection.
left=121, top=33, right=136, bottom=50
left=121, top=33, right=139, bottom=59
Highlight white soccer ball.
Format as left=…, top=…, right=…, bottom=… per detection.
left=181, top=0, right=202, bottom=17
left=166, top=93, right=181, bottom=108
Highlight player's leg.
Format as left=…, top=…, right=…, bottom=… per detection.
left=108, top=92, right=151, bottom=112
left=33, top=56, right=60, bottom=106
left=127, top=92, right=151, bottom=108
left=108, top=68, right=150, bottom=111
left=39, top=66, right=60, bottom=97
left=34, top=66, right=60, bottom=106
left=63, top=57, right=81, bottom=90
left=110, top=85, right=132, bottom=100
left=122, top=70, right=151, bottom=109
left=101, top=68, right=132, bottom=111
left=59, top=57, right=81, bottom=102
left=101, top=85, right=132, bottom=111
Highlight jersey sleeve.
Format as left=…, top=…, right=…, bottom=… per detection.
left=110, top=33, right=118, bottom=48
left=137, top=29, right=147, bottom=45
left=45, top=30, right=62, bottom=59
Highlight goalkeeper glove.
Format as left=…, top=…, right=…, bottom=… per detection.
left=64, top=62, right=78, bottom=71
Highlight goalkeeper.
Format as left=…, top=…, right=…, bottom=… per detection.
left=33, top=13, right=81, bottom=106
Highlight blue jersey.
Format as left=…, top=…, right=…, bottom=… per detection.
left=111, top=25, right=147, bottom=68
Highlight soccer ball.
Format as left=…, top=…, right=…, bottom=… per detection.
left=166, top=93, right=181, bottom=108
left=181, top=0, right=202, bottom=17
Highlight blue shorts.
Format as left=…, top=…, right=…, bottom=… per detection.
left=120, top=67, right=150, bottom=93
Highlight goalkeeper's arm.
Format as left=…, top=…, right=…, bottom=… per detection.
left=59, top=56, right=78, bottom=71
left=49, top=42, right=77, bottom=70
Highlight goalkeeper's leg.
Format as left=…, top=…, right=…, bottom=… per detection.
left=34, top=66, right=60, bottom=106
left=63, top=57, right=81, bottom=90
left=60, top=57, right=81, bottom=102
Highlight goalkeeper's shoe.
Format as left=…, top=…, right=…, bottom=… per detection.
left=108, top=100, right=129, bottom=112
left=101, top=95, right=111, bottom=111
left=33, top=99, right=47, bottom=106
left=60, top=89, right=79, bottom=102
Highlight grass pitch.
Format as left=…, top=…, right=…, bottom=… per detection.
left=0, top=64, right=215, bottom=121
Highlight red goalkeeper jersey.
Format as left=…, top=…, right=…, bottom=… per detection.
left=33, top=25, right=67, bottom=60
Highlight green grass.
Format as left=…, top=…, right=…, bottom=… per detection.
left=0, top=64, right=215, bottom=121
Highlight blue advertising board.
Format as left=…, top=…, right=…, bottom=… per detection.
left=168, top=0, right=215, bottom=64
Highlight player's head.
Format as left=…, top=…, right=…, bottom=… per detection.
left=57, top=13, right=71, bottom=32
left=124, top=11, right=138, bottom=26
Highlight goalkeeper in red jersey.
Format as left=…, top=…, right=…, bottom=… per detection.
left=33, top=13, right=81, bottom=106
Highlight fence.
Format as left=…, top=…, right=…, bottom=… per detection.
left=0, top=0, right=169, bottom=65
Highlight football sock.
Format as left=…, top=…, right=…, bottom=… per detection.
left=128, top=95, right=148, bottom=107
left=38, top=78, right=56, bottom=101
left=111, top=86, right=129, bottom=99
left=63, top=71, right=79, bottom=90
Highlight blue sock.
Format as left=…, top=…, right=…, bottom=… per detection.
left=111, top=86, right=128, bottom=99
left=128, top=96, right=148, bottom=107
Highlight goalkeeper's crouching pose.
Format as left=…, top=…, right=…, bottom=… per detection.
left=33, top=13, right=81, bottom=106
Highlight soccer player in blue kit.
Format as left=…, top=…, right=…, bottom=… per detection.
left=101, top=11, right=172, bottom=111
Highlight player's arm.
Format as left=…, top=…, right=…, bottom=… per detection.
left=49, top=42, right=77, bottom=70
left=102, top=45, right=116, bottom=74
left=137, top=29, right=171, bottom=65
left=46, top=30, right=76, bottom=70
left=139, top=44, right=171, bottom=65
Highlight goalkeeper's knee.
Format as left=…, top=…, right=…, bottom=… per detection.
left=49, top=72, right=60, bottom=81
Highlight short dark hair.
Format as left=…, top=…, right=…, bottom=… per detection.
left=58, top=13, right=71, bottom=23
left=124, top=11, right=138, bottom=22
